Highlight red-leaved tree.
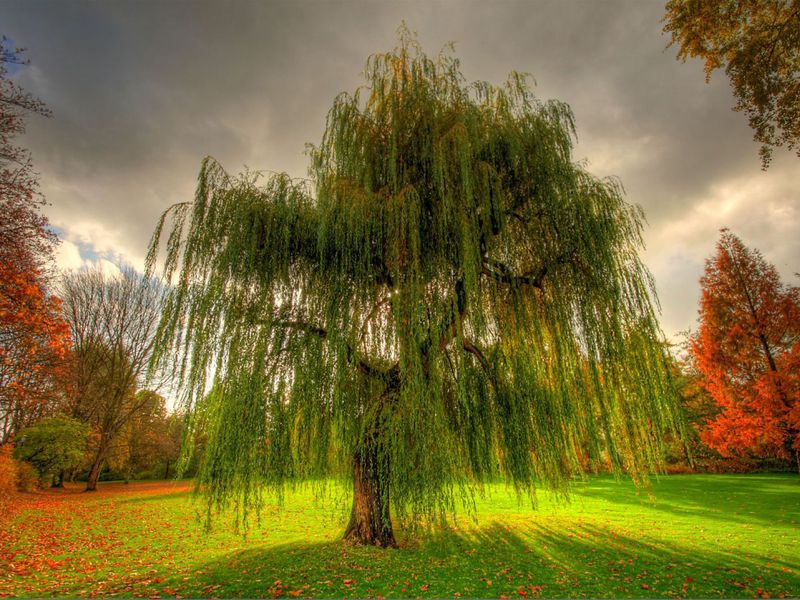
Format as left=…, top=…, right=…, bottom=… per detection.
left=0, top=38, right=71, bottom=443
left=0, top=258, right=71, bottom=443
left=691, top=229, right=800, bottom=470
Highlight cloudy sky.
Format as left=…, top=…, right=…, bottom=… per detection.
left=4, top=1, right=799, bottom=341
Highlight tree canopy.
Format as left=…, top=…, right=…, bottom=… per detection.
left=149, top=32, right=682, bottom=545
left=13, top=415, right=89, bottom=485
left=107, top=390, right=180, bottom=482
left=664, top=0, right=800, bottom=168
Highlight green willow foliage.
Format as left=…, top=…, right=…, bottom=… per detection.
left=148, top=33, right=683, bottom=527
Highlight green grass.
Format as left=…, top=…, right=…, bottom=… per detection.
left=1, top=474, right=798, bottom=598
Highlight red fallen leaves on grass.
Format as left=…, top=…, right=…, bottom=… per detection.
left=2, top=480, right=797, bottom=599
left=0, top=481, right=192, bottom=598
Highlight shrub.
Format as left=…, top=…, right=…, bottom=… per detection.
left=0, top=444, right=16, bottom=497
left=15, top=460, right=39, bottom=491
left=665, top=463, right=696, bottom=475
left=698, top=458, right=753, bottom=474
left=14, top=415, right=90, bottom=483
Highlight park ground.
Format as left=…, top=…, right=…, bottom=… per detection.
left=0, top=474, right=798, bottom=598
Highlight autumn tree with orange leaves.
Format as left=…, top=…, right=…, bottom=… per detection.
left=0, top=261, right=71, bottom=443
left=0, top=38, right=71, bottom=443
left=690, top=230, right=800, bottom=470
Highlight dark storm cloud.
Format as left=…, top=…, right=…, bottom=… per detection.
left=3, top=0, right=798, bottom=338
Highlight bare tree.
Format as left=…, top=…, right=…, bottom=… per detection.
left=59, top=267, right=165, bottom=491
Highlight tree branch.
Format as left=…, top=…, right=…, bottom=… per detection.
left=436, top=278, right=467, bottom=352
left=461, top=337, right=492, bottom=376
left=482, top=261, right=547, bottom=289
left=272, top=319, right=395, bottom=380
left=481, top=250, right=574, bottom=289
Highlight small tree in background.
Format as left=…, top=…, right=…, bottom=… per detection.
left=664, top=0, right=800, bottom=168
left=691, top=230, right=800, bottom=469
left=150, top=32, right=682, bottom=546
left=13, top=415, right=89, bottom=487
left=670, top=352, right=722, bottom=469
left=108, top=390, right=179, bottom=481
left=159, top=411, right=183, bottom=479
left=60, top=267, right=165, bottom=491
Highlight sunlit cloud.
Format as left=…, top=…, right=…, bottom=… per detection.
left=53, top=238, right=83, bottom=272
left=645, top=154, right=800, bottom=341
left=52, top=226, right=130, bottom=277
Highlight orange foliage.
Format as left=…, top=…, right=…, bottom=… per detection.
left=0, top=256, right=71, bottom=442
left=690, top=230, right=800, bottom=464
left=0, top=443, right=16, bottom=498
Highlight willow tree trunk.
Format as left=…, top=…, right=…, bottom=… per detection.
left=343, top=436, right=397, bottom=547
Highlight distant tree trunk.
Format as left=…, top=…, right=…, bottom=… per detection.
left=51, top=470, right=64, bottom=488
left=781, top=436, right=800, bottom=474
left=343, top=431, right=396, bottom=548
left=164, top=460, right=170, bottom=480
left=85, top=448, right=106, bottom=491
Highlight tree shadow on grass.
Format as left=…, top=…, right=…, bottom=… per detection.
left=170, top=519, right=800, bottom=599
left=568, top=473, right=800, bottom=528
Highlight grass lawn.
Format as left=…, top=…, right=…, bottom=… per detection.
left=0, top=474, right=798, bottom=598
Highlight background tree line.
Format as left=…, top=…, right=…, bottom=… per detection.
left=2, top=264, right=199, bottom=491
left=0, top=40, right=194, bottom=492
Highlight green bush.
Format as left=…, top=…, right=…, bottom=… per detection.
left=14, top=415, right=90, bottom=485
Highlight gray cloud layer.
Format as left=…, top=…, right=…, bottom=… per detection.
left=4, top=0, right=799, bottom=340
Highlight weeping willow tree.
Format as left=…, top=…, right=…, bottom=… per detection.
left=148, top=32, right=683, bottom=547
